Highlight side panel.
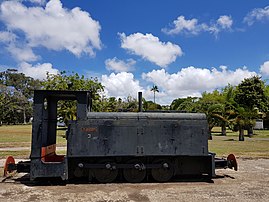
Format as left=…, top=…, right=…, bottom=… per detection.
left=68, top=119, right=139, bottom=157
left=141, top=119, right=208, bottom=156
left=67, top=114, right=210, bottom=157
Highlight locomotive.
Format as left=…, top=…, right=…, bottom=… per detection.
left=4, top=90, right=237, bottom=183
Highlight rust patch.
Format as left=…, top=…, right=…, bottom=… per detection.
left=81, top=127, right=98, bottom=133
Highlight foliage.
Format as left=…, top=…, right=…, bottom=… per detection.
left=235, top=76, right=268, bottom=112
left=0, top=69, right=40, bottom=124
left=233, top=76, right=268, bottom=140
left=143, top=100, right=162, bottom=110
left=42, top=71, right=104, bottom=124
left=0, top=69, right=41, bottom=99
left=97, top=96, right=140, bottom=112
left=0, top=86, right=32, bottom=124
left=170, top=97, right=198, bottom=112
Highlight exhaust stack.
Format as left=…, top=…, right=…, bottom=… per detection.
left=138, top=92, right=142, bottom=112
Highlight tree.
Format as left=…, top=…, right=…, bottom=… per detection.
left=196, top=90, right=225, bottom=134
left=0, top=69, right=41, bottom=99
left=151, top=85, right=159, bottom=104
left=235, top=76, right=268, bottom=112
left=234, top=76, right=268, bottom=140
left=143, top=100, right=162, bottom=110
left=218, top=85, right=237, bottom=136
left=0, top=69, right=40, bottom=124
left=0, top=85, right=31, bottom=124
left=171, top=97, right=198, bottom=112
left=42, top=71, right=104, bottom=125
left=232, top=107, right=258, bottom=141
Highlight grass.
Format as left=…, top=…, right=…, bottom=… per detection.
left=0, top=125, right=268, bottom=159
left=0, top=151, right=31, bottom=159
left=210, top=127, right=269, bottom=158
left=0, top=125, right=66, bottom=147
left=0, top=125, right=31, bottom=143
left=209, top=136, right=269, bottom=158
left=211, top=126, right=269, bottom=138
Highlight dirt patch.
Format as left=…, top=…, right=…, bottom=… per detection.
left=0, top=159, right=268, bottom=202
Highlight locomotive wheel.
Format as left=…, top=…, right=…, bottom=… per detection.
left=151, top=159, right=174, bottom=182
left=123, top=159, right=146, bottom=183
left=94, top=159, right=118, bottom=183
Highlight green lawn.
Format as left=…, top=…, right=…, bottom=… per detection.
left=0, top=125, right=66, bottom=147
left=209, top=136, right=269, bottom=158
left=211, top=126, right=269, bottom=138
left=209, top=127, right=269, bottom=158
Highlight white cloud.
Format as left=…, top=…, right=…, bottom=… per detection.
left=142, top=66, right=256, bottom=104
left=0, top=0, right=101, bottom=59
left=162, top=15, right=233, bottom=36
left=217, top=15, right=233, bottom=29
left=6, top=44, right=39, bottom=62
left=101, top=72, right=143, bottom=98
left=260, top=61, right=269, bottom=76
left=99, top=66, right=257, bottom=105
left=244, top=6, right=269, bottom=25
left=105, top=57, right=136, bottom=72
left=162, top=16, right=201, bottom=35
left=119, top=32, right=183, bottom=67
left=27, top=0, right=47, bottom=5
left=18, top=62, right=59, bottom=80
left=0, top=31, right=16, bottom=43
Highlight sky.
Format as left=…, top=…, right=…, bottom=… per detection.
left=1, top=0, right=269, bottom=105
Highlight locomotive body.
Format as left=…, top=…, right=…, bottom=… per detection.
left=70, top=112, right=209, bottom=157
left=5, top=90, right=237, bottom=183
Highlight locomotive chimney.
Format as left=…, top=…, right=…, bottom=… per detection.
left=138, top=92, right=143, bottom=112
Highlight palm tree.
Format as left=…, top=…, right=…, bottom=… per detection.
left=151, top=85, right=159, bottom=104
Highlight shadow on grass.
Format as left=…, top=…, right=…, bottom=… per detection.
left=223, top=139, right=236, bottom=141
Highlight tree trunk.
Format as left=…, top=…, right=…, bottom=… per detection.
left=208, top=132, right=212, bottom=140
left=221, top=124, right=226, bottom=136
left=248, top=126, right=253, bottom=138
left=23, top=108, right=26, bottom=124
left=208, top=126, right=213, bottom=140
left=239, top=126, right=244, bottom=141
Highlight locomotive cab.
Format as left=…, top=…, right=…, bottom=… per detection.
left=29, top=90, right=91, bottom=180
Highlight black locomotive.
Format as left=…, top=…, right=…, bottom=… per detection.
left=4, top=90, right=237, bottom=183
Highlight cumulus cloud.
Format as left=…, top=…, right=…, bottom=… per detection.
left=119, top=32, right=183, bottom=67
left=162, top=15, right=233, bottom=36
left=244, top=6, right=269, bottom=25
left=0, top=0, right=101, bottom=61
left=6, top=44, right=39, bottom=62
left=217, top=15, right=233, bottom=29
left=99, top=65, right=257, bottom=105
left=0, top=31, right=16, bottom=43
left=18, top=62, right=59, bottom=80
left=161, top=16, right=201, bottom=35
left=142, top=66, right=256, bottom=104
left=27, top=0, right=47, bottom=5
left=105, top=57, right=136, bottom=72
left=101, top=72, right=143, bottom=98
left=260, top=61, right=269, bottom=76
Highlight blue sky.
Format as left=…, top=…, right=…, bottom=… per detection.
left=1, top=0, right=269, bottom=104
